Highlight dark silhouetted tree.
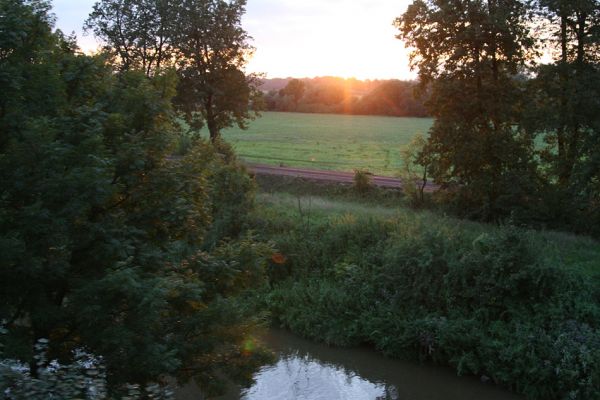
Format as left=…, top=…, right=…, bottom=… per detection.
left=397, top=0, right=538, bottom=220
left=85, top=0, right=176, bottom=76
left=1, top=1, right=271, bottom=395
left=525, top=0, right=600, bottom=232
left=172, top=0, right=262, bottom=142
left=86, top=0, right=262, bottom=142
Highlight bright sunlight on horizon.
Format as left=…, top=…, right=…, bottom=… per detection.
left=52, top=0, right=415, bottom=81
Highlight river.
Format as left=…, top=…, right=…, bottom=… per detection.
left=176, top=328, right=521, bottom=400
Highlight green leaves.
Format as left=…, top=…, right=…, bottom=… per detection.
left=86, top=0, right=263, bottom=141
left=1, top=1, right=271, bottom=394
left=260, top=210, right=600, bottom=399
left=397, top=0, right=539, bottom=221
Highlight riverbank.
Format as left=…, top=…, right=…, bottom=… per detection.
left=247, top=190, right=600, bottom=400
left=176, top=328, right=522, bottom=400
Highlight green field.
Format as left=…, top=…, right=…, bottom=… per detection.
left=219, top=112, right=433, bottom=176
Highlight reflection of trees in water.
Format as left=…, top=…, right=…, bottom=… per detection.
left=377, top=385, right=399, bottom=400
left=242, top=349, right=399, bottom=400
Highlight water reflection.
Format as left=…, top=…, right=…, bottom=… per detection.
left=177, top=328, right=521, bottom=400
left=241, top=354, right=394, bottom=400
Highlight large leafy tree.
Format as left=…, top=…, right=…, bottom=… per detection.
left=84, top=0, right=176, bottom=76
left=1, top=0, right=271, bottom=395
left=397, top=0, right=538, bottom=220
left=173, top=0, right=261, bottom=142
left=86, top=0, right=262, bottom=142
left=525, top=0, right=600, bottom=231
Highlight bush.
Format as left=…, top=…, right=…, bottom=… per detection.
left=260, top=214, right=600, bottom=400
left=353, top=169, right=373, bottom=194
left=203, top=140, right=256, bottom=249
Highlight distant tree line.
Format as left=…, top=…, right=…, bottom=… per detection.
left=399, top=0, right=600, bottom=236
left=263, top=77, right=429, bottom=117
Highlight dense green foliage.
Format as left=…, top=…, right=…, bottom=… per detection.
left=3, top=2, right=599, bottom=400
left=86, top=0, right=262, bottom=141
left=251, top=192, right=600, bottom=400
left=398, top=0, right=538, bottom=221
left=0, top=0, right=271, bottom=396
left=263, top=77, right=428, bottom=117
left=398, top=0, right=600, bottom=235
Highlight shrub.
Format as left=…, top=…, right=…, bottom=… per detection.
left=353, top=169, right=373, bottom=194
left=259, top=214, right=600, bottom=400
left=203, top=141, right=256, bottom=249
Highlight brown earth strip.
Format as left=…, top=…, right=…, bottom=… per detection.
left=247, top=163, right=438, bottom=192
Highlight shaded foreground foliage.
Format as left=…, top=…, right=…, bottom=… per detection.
left=251, top=193, right=600, bottom=400
left=0, top=0, right=272, bottom=397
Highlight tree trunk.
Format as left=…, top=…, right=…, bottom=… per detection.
left=205, top=94, right=219, bottom=142
left=557, top=13, right=569, bottom=186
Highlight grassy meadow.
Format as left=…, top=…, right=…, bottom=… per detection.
left=218, top=112, right=433, bottom=175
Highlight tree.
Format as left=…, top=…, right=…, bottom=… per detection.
left=354, top=80, right=428, bottom=117
left=522, top=0, right=600, bottom=232
left=279, top=78, right=306, bottom=107
left=173, top=0, right=262, bottom=142
left=84, top=0, right=176, bottom=76
left=1, top=1, right=271, bottom=395
left=86, top=0, right=263, bottom=142
left=397, top=0, right=538, bottom=220
left=530, top=0, right=600, bottom=185
left=0, top=0, right=55, bottom=135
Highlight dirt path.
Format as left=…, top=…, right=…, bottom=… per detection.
left=247, top=163, right=438, bottom=192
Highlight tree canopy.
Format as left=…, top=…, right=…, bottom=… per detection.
left=86, top=0, right=262, bottom=142
left=398, top=0, right=600, bottom=231
left=397, top=0, right=538, bottom=220
left=263, top=77, right=428, bottom=117
left=0, top=0, right=271, bottom=396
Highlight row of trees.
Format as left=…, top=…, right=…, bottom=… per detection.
left=1, top=0, right=270, bottom=397
left=399, top=0, right=600, bottom=234
left=263, top=77, right=428, bottom=117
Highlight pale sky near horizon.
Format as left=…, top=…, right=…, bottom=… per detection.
left=51, top=0, right=415, bottom=80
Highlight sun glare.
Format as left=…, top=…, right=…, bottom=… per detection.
left=53, top=0, right=414, bottom=80
left=244, top=1, right=415, bottom=80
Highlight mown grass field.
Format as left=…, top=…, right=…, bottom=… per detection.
left=219, top=112, right=433, bottom=176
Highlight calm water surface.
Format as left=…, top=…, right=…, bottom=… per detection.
left=176, top=329, right=521, bottom=400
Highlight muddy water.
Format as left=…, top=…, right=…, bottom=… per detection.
left=176, top=328, right=521, bottom=400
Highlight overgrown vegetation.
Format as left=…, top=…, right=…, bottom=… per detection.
left=3, top=1, right=599, bottom=399
left=250, top=191, right=600, bottom=400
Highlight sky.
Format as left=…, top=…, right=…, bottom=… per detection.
left=51, top=0, right=415, bottom=80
